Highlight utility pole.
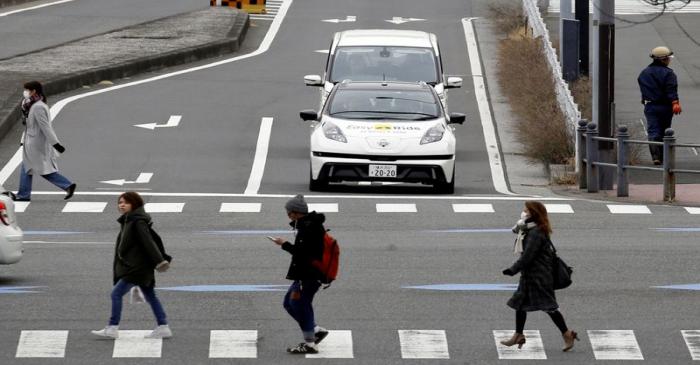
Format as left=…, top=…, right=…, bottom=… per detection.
left=575, top=0, right=589, bottom=75
left=560, top=0, right=580, bottom=81
left=593, top=0, right=615, bottom=189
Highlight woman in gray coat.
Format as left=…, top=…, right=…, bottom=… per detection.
left=14, top=81, right=76, bottom=202
left=501, top=201, right=578, bottom=352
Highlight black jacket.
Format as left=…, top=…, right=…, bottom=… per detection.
left=507, top=227, right=559, bottom=312
left=113, top=207, right=164, bottom=287
left=281, top=212, right=325, bottom=281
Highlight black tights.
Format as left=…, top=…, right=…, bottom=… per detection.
left=515, top=310, right=568, bottom=334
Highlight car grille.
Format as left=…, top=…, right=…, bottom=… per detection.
left=312, top=152, right=453, bottom=161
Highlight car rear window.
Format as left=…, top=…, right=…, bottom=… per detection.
left=330, top=46, right=438, bottom=84
left=328, top=88, right=440, bottom=120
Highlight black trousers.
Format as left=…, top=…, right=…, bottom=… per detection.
left=516, top=310, right=568, bottom=334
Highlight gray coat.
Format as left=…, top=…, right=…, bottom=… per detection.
left=506, top=227, right=559, bottom=312
left=22, top=101, right=60, bottom=176
left=113, top=207, right=164, bottom=287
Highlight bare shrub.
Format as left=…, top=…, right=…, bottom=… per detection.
left=487, top=1, right=527, bottom=34
left=571, top=76, right=592, bottom=121
left=625, top=122, right=648, bottom=165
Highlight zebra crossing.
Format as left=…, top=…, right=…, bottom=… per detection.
left=12, top=200, right=700, bottom=215
left=548, top=0, right=700, bottom=15
left=248, top=0, right=283, bottom=21
left=11, top=329, right=700, bottom=360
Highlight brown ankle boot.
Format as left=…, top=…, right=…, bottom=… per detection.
left=562, top=330, right=579, bottom=352
left=500, top=333, right=526, bottom=349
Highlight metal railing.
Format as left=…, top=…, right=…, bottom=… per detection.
left=577, top=120, right=700, bottom=202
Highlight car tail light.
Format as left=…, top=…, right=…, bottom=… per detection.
left=0, top=201, right=9, bottom=226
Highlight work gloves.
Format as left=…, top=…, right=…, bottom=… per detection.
left=672, top=100, right=682, bottom=115
left=53, top=143, right=66, bottom=153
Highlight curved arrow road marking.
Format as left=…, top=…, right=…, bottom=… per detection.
left=100, top=172, right=153, bottom=186
left=134, top=115, right=181, bottom=130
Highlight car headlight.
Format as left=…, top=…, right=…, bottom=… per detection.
left=323, top=121, right=347, bottom=143
left=420, top=124, right=445, bottom=145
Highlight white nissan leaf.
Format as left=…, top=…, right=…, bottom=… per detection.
left=0, top=186, right=23, bottom=265
left=300, top=81, right=465, bottom=193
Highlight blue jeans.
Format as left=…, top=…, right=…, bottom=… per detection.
left=109, top=279, right=168, bottom=326
left=283, top=280, right=320, bottom=341
left=17, top=163, right=73, bottom=200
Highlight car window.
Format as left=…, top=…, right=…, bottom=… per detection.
left=330, top=47, right=438, bottom=84
left=328, top=88, right=440, bottom=120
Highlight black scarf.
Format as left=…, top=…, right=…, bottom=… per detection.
left=21, top=94, right=42, bottom=118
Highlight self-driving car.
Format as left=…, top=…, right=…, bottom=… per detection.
left=0, top=187, right=22, bottom=265
left=300, top=81, right=465, bottom=193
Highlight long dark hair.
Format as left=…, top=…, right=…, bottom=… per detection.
left=525, top=201, right=552, bottom=237
left=23, top=81, right=47, bottom=103
left=118, top=191, right=145, bottom=210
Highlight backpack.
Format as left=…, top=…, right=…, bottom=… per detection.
left=311, top=231, right=340, bottom=288
left=148, top=223, right=172, bottom=264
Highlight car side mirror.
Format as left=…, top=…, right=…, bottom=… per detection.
left=448, top=112, right=466, bottom=124
left=446, top=76, right=463, bottom=89
left=304, top=75, right=323, bottom=86
left=300, top=110, right=318, bottom=121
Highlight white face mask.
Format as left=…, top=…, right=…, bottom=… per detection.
left=22, top=90, right=31, bottom=99
left=520, top=211, right=529, bottom=220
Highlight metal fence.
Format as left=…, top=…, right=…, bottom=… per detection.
left=577, top=120, right=700, bottom=202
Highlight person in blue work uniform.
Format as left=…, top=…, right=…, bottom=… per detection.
left=637, top=46, right=682, bottom=165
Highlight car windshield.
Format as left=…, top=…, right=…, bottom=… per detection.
left=330, top=46, right=439, bottom=84
left=328, top=88, right=440, bottom=120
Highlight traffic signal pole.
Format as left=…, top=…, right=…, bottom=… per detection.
left=593, top=0, right=615, bottom=189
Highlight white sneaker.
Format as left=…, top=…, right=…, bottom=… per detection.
left=91, top=326, right=119, bottom=339
left=144, top=325, right=172, bottom=339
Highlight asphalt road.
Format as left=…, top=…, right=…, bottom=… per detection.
left=1, top=0, right=700, bottom=364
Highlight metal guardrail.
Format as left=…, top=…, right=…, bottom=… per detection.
left=577, top=120, right=700, bottom=202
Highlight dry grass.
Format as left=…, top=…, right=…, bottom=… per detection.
left=571, top=76, right=592, bottom=121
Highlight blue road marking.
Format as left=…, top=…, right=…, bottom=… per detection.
left=404, top=284, right=518, bottom=291
left=23, top=231, right=90, bottom=235
left=198, top=230, right=292, bottom=235
left=652, top=228, right=700, bottom=232
left=653, top=284, right=700, bottom=291
left=158, top=284, right=289, bottom=292
left=0, top=286, right=44, bottom=294
left=423, top=228, right=512, bottom=233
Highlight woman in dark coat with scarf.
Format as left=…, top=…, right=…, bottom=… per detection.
left=501, top=201, right=578, bottom=351
left=92, top=192, right=172, bottom=339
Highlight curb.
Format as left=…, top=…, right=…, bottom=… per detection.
left=0, top=10, right=249, bottom=142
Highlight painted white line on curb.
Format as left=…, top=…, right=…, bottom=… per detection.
left=0, top=0, right=74, bottom=17
left=244, top=117, right=274, bottom=195
left=15, top=330, right=68, bottom=358
left=399, top=330, right=450, bottom=359
left=588, top=330, right=644, bottom=360
left=462, top=18, right=514, bottom=196
left=209, top=330, right=258, bottom=358
left=0, top=0, right=294, bottom=187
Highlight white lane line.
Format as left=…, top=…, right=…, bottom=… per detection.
left=0, top=0, right=294, bottom=187
left=376, top=203, right=417, bottom=213
left=0, top=0, right=75, bottom=16
left=145, top=203, right=184, bottom=213
left=588, top=330, right=644, bottom=360
left=62, top=202, right=107, bottom=213
left=493, top=330, right=546, bottom=360
left=220, top=203, right=262, bottom=213
left=462, top=18, right=514, bottom=196
left=685, top=207, right=700, bottom=215
left=15, top=330, right=68, bottom=358
left=209, top=330, right=257, bottom=358
left=16, top=191, right=574, bottom=200
left=112, top=330, right=162, bottom=358
left=399, top=330, right=449, bottom=359
left=244, top=117, right=274, bottom=195
left=306, top=330, right=353, bottom=359
left=682, top=330, right=700, bottom=360
left=544, top=203, right=574, bottom=214
left=452, top=203, right=494, bottom=213
left=607, top=204, right=651, bottom=214
left=308, top=203, right=338, bottom=213
left=13, top=201, right=29, bottom=212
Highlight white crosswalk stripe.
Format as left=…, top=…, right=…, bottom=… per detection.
left=13, top=201, right=29, bottom=212
left=15, top=330, right=68, bottom=358
left=493, top=330, right=547, bottom=360
left=249, top=0, right=283, bottom=21
left=145, top=203, right=185, bottom=213
left=682, top=330, right=700, bottom=360
left=62, top=202, right=107, bottom=213
left=684, top=207, right=700, bottom=214
left=219, top=203, right=262, bottom=213
left=308, top=203, right=339, bottom=213
left=306, top=330, right=354, bottom=358
left=399, top=330, right=449, bottom=359
left=209, top=330, right=258, bottom=358
left=376, top=203, right=417, bottom=213
left=544, top=203, right=574, bottom=213
left=549, top=0, right=700, bottom=14
left=607, top=204, right=652, bottom=214
left=588, top=330, right=644, bottom=360
left=452, top=203, right=494, bottom=213
left=112, top=330, right=162, bottom=358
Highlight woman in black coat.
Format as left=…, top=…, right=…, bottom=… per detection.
left=501, top=201, right=578, bottom=351
left=92, top=192, right=172, bottom=339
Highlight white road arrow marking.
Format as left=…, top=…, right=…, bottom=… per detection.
left=385, top=17, right=425, bottom=25
left=100, top=173, right=153, bottom=186
left=133, top=115, right=182, bottom=130
left=322, top=16, right=356, bottom=23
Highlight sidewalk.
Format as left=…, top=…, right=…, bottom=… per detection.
left=0, top=7, right=249, bottom=142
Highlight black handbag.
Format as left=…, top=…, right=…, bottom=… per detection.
left=549, top=240, right=573, bottom=290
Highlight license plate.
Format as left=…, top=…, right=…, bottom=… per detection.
left=368, top=164, right=397, bottom=178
